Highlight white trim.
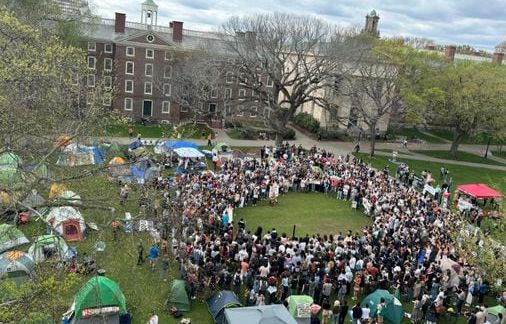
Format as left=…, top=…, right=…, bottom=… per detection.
left=165, top=51, right=173, bottom=61
left=86, top=91, right=94, bottom=105
left=126, top=46, right=135, bottom=57
left=87, top=42, right=96, bottom=51
left=125, top=79, right=133, bottom=93
left=146, top=34, right=155, bottom=43
left=164, top=66, right=172, bottom=79
left=146, top=48, right=154, bottom=59
left=125, top=61, right=134, bottom=75
left=87, top=56, right=96, bottom=70
left=104, top=43, right=113, bottom=53
left=102, top=94, right=112, bottom=106
left=124, top=97, right=133, bottom=111
left=103, top=76, right=112, bottom=89
left=239, top=72, right=247, bottom=85
left=250, top=106, right=258, bottom=118
left=238, top=88, right=246, bottom=100
left=162, top=101, right=170, bottom=114
left=236, top=105, right=244, bottom=117
left=145, top=63, right=153, bottom=77
left=163, top=83, right=171, bottom=97
left=142, top=99, right=153, bottom=116
left=208, top=102, right=217, bottom=113
left=87, top=74, right=95, bottom=88
left=104, top=58, right=112, bottom=72
left=224, top=103, right=231, bottom=114
left=144, top=81, right=153, bottom=95
left=210, top=87, right=218, bottom=98
left=225, top=88, right=232, bottom=99
left=225, top=71, right=233, bottom=84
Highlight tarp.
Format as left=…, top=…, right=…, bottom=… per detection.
left=73, top=276, right=127, bottom=320
left=128, top=140, right=144, bottom=150
left=0, top=250, right=35, bottom=282
left=207, top=291, right=242, bottom=324
left=157, top=140, right=199, bottom=153
left=57, top=144, right=105, bottom=166
left=0, top=224, right=29, bottom=253
left=28, top=234, right=72, bottom=263
left=486, top=305, right=505, bottom=324
left=457, top=183, right=502, bottom=199
left=286, top=295, right=313, bottom=321
left=165, top=279, right=191, bottom=312
left=224, top=305, right=297, bottom=324
left=361, top=289, right=404, bottom=324
left=174, top=147, right=205, bottom=158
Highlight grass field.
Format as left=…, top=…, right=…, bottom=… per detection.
left=412, top=150, right=505, bottom=166
left=392, top=127, right=447, bottom=143
left=492, top=150, right=506, bottom=159
left=236, top=192, right=373, bottom=237
left=105, top=122, right=213, bottom=139
left=427, top=129, right=506, bottom=145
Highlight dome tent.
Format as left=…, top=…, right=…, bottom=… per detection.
left=361, top=289, right=404, bottom=324
left=56, top=191, right=82, bottom=206
left=0, top=152, right=25, bottom=188
left=165, top=279, right=191, bottom=312
left=57, top=144, right=105, bottom=167
left=46, top=207, right=86, bottom=241
left=0, top=224, right=29, bottom=253
left=28, top=234, right=72, bottom=263
left=0, top=250, right=35, bottom=283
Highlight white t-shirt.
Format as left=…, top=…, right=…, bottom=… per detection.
left=361, top=307, right=370, bottom=320
left=148, top=315, right=159, bottom=324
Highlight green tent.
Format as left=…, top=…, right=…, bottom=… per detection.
left=361, top=289, right=404, bottom=324
left=165, top=279, right=191, bottom=312
left=0, top=224, right=29, bottom=253
left=486, top=305, right=505, bottom=323
left=287, top=295, right=313, bottom=321
left=0, top=152, right=24, bottom=188
left=214, top=143, right=231, bottom=153
left=74, top=276, right=127, bottom=320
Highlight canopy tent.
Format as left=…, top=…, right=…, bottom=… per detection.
left=224, top=305, right=297, bottom=324
left=486, top=305, right=505, bottom=324
left=72, top=276, right=127, bottom=321
left=456, top=184, right=502, bottom=199
left=28, top=234, right=72, bottom=263
left=286, top=295, right=314, bottom=324
left=0, top=224, right=29, bottom=253
left=57, top=144, right=105, bottom=167
left=46, top=207, right=86, bottom=241
left=0, top=152, right=25, bottom=188
left=0, top=250, right=35, bottom=283
left=361, top=289, right=404, bottom=324
left=127, top=140, right=143, bottom=150
left=174, top=147, right=205, bottom=158
left=165, top=279, right=191, bottom=312
left=207, top=291, right=242, bottom=324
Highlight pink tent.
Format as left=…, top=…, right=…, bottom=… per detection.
left=456, top=184, right=502, bottom=199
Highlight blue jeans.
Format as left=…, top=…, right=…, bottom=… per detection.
left=332, top=315, right=339, bottom=324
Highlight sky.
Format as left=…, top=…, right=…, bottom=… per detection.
left=90, top=0, right=505, bottom=52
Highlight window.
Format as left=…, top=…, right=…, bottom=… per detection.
left=239, top=72, right=247, bottom=85
left=104, top=43, right=113, bottom=53
left=125, top=80, right=133, bottom=93
left=146, top=34, right=155, bottom=43
left=71, top=73, right=79, bottom=86
left=145, top=63, right=153, bottom=77
left=86, top=91, right=94, bottom=105
left=238, top=88, right=246, bottom=99
left=163, top=83, right=171, bottom=97
left=162, top=101, right=170, bottom=114
left=124, top=98, right=133, bottom=111
left=226, top=71, right=233, bottom=84
left=104, top=76, right=112, bottom=89
left=209, top=103, right=217, bottom=113
left=87, top=56, right=96, bottom=69
left=180, top=105, right=188, bottom=112
left=87, top=74, right=95, bottom=87
left=103, top=94, right=112, bottom=106
left=224, top=103, right=231, bottom=114
left=250, top=106, right=258, bottom=118
left=164, top=66, right=172, bottom=79
left=165, top=51, right=173, bottom=61
left=266, top=76, right=273, bottom=87
left=125, top=61, right=134, bottom=75
left=104, top=58, right=112, bottom=72
left=257, top=74, right=262, bottom=83
left=88, top=42, right=96, bottom=51
left=236, top=105, right=244, bottom=116
left=210, top=87, right=218, bottom=98
left=225, top=88, right=232, bottom=99
left=126, top=46, right=135, bottom=57
left=146, top=48, right=154, bottom=59
left=144, top=81, right=152, bottom=95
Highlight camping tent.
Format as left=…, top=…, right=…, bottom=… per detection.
left=0, top=152, right=25, bottom=188
left=72, top=276, right=128, bottom=321
left=165, top=279, right=191, bottom=312
left=108, top=157, right=126, bottom=166
left=116, top=159, right=159, bottom=184
left=224, top=305, right=297, bottom=324
left=46, top=207, right=86, bottom=241
left=128, top=140, right=143, bottom=150
left=213, top=143, right=231, bottom=153
left=361, top=289, right=404, bottom=324
left=154, top=140, right=199, bottom=154
left=0, top=224, right=29, bottom=253
left=57, top=144, right=105, bottom=167
left=286, top=295, right=314, bottom=324
left=56, top=191, right=82, bottom=205
left=0, top=250, right=35, bottom=283
left=28, top=234, right=72, bottom=263
left=207, top=291, right=242, bottom=324
left=456, top=184, right=502, bottom=199
left=486, top=305, right=505, bottom=324
left=174, top=147, right=205, bottom=158
left=21, top=190, right=46, bottom=210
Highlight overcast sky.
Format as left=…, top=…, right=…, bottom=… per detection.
left=90, top=0, right=505, bottom=52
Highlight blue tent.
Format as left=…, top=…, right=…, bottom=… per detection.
left=163, top=140, right=198, bottom=150
left=90, top=146, right=105, bottom=165
left=128, top=140, right=144, bottom=150
left=224, top=305, right=297, bottom=324
left=207, top=291, right=242, bottom=324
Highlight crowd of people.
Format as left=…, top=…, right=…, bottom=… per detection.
left=142, top=143, right=502, bottom=324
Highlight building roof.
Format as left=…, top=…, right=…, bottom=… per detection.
left=368, top=9, right=378, bottom=17
left=142, top=0, right=158, bottom=7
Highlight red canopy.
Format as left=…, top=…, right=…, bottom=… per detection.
left=456, top=183, right=502, bottom=199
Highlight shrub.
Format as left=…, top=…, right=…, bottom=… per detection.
left=293, top=112, right=320, bottom=133
left=239, top=128, right=258, bottom=140
left=283, top=128, right=296, bottom=140
left=318, top=128, right=349, bottom=140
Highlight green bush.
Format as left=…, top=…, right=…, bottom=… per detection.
left=293, top=112, right=320, bottom=133
left=318, top=128, right=346, bottom=140
left=283, top=128, right=296, bottom=140
left=239, top=128, right=258, bottom=140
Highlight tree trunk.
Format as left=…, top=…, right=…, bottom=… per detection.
left=450, top=131, right=465, bottom=159
left=369, top=125, right=377, bottom=157
left=275, top=132, right=283, bottom=146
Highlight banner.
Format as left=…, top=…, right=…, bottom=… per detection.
left=423, top=184, right=436, bottom=195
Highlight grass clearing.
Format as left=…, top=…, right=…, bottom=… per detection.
left=412, top=150, right=505, bottom=166
left=492, top=150, right=506, bottom=159
left=392, top=127, right=447, bottom=143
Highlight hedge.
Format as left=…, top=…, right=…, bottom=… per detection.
left=293, top=112, right=320, bottom=133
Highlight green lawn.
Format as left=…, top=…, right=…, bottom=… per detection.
left=236, top=192, right=373, bottom=237
left=376, top=148, right=413, bottom=155
left=392, top=127, right=447, bottom=143
left=492, top=150, right=506, bottom=159
left=428, top=129, right=506, bottom=145
left=412, top=150, right=506, bottom=166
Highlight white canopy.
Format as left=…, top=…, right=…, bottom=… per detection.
left=173, top=147, right=205, bottom=158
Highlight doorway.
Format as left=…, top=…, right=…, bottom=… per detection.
left=143, top=100, right=153, bottom=116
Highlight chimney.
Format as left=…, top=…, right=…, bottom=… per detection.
left=115, top=12, right=126, bottom=33
left=444, top=46, right=456, bottom=62
left=172, top=21, right=183, bottom=43
left=492, top=52, right=504, bottom=65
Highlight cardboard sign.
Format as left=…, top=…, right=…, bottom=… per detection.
left=296, top=303, right=311, bottom=318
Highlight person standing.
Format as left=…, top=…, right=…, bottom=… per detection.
left=351, top=302, right=363, bottom=324
left=376, top=298, right=386, bottom=324
left=137, top=241, right=144, bottom=265
left=338, top=300, right=349, bottom=324
left=207, top=133, right=213, bottom=147
left=332, top=300, right=340, bottom=324
left=149, top=243, right=159, bottom=271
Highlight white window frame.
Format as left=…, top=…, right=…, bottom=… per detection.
left=162, top=101, right=170, bottom=114
left=238, top=88, right=246, bottom=100
left=250, top=106, right=258, bottom=118
left=104, top=76, right=112, bottom=89
left=210, top=87, right=218, bottom=98
left=165, top=51, right=173, bottom=61
left=125, top=61, right=134, bottom=75
left=146, top=48, right=154, bottom=59
left=266, top=76, right=273, bottom=87
left=180, top=105, right=188, bottom=112
left=124, top=98, right=133, bottom=111
left=88, top=42, right=96, bottom=51
left=145, top=63, right=153, bottom=77
left=104, top=58, right=112, bottom=72
left=208, top=103, right=217, bottom=113
left=224, top=103, right=231, bottom=114
left=225, top=88, right=232, bottom=99
left=164, top=66, right=172, bottom=79
left=236, top=105, right=244, bottom=117
left=125, top=80, right=133, bottom=93
left=226, top=71, right=233, bottom=84
left=163, top=83, right=171, bottom=97
left=126, top=46, right=135, bottom=57
left=239, top=72, right=247, bottom=85
left=103, top=93, right=112, bottom=106
left=87, top=74, right=95, bottom=88
left=87, top=56, right=96, bottom=70
left=104, top=43, right=113, bottom=53
left=71, top=73, right=79, bottom=86
left=86, top=91, right=94, bottom=105
left=144, top=81, right=153, bottom=95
